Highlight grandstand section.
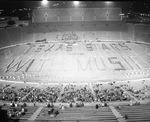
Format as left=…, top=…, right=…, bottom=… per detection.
left=70, top=8, right=83, bottom=21
left=0, top=29, right=12, bottom=47
left=134, top=24, right=150, bottom=43
left=0, top=22, right=148, bottom=47
left=82, top=8, right=95, bottom=21
left=47, top=9, right=59, bottom=22
left=36, top=106, right=118, bottom=122
left=121, top=24, right=133, bottom=41
left=116, top=104, right=150, bottom=122
left=28, top=21, right=127, bottom=33
left=94, top=8, right=107, bottom=21
left=107, top=8, right=121, bottom=21
left=32, top=8, right=121, bottom=22
left=57, top=9, right=71, bottom=22
left=32, top=9, right=47, bottom=23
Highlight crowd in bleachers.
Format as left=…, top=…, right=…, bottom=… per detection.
left=1, top=81, right=150, bottom=121
left=120, top=82, right=150, bottom=100
left=23, top=86, right=61, bottom=103
left=7, top=104, right=27, bottom=119
left=93, top=83, right=131, bottom=102
left=62, top=32, right=79, bottom=41
left=0, top=101, right=38, bottom=121
left=58, top=84, right=94, bottom=103
left=0, top=82, right=149, bottom=104
left=0, top=85, right=34, bottom=102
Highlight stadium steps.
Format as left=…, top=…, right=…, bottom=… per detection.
left=1, top=106, right=39, bottom=122
left=116, top=104, right=150, bottom=122
left=36, top=106, right=118, bottom=122
left=9, top=119, right=27, bottom=122
left=109, top=106, right=127, bottom=122
left=27, top=106, right=43, bottom=121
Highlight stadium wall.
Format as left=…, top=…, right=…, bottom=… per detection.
left=0, top=22, right=150, bottom=48
left=32, top=8, right=122, bottom=22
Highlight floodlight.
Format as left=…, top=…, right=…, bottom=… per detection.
left=73, top=1, right=80, bottom=6
left=42, top=0, right=48, bottom=6
left=105, top=1, right=112, bottom=4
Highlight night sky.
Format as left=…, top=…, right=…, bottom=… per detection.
left=0, top=0, right=149, bottom=14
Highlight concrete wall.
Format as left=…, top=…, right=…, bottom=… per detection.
left=0, top=22, right=150, bottom=48
left=32, top=8, right=121, bottom=22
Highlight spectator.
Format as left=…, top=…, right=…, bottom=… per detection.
left=53, top=109, right=59, bottom=116
left=95, top=104, right=99, bottom=109
left=124, top=115, right=128, bottom=120
left=33, top=102, right=36, bottom=106
left=61, top=105, right=65, bottom=110
left=69, top=102, right=73, bottom=108
left=104, top=102, right=108, bottom=107
left=59, top=104, right=62, bottom=109
left=22, top=102, right=27, bottom=107
left=48, top=108, right=55, bottom=115
left=21, top=107, right=25, bottom=115
left=15, top=103, right=18, bottom=107
left=10, top=101, right=15, bottom=107
left=129, top=100, right=133, bottom=106
left=116, top=106, right=121, bottom=110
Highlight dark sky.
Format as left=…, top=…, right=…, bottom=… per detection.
left=0, top=0, right=149, bottom=13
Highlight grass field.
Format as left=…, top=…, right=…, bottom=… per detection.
left=0, top=41, right=150, bottom=83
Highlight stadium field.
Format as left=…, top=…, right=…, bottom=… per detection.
left=0, top=41, right=150, bottom=83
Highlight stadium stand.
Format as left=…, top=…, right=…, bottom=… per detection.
left=20, top=26, right=34, bottom=43
left=28, top=21, right=126, bottom=34
left=47, top=9, right=59, bottom=22
left=92, top=83, right=132, bottom=102
left=58, top=9, right=71, bottom=22
left=0, top=23, right=150, bottom=60
left=6, top=27, right=22, bottom=45
left=58, top=84, right=94, bottom=103
left=94, top=8, right=107, bottom=21
left=70, top=8, right=83, bottom=21
left=32, top=9, right=47, bottom=23
left=107, top=8, right=121, bottom=21
left=22, top=85, right=62, bottom=103
left=118, top=80, right=150, bottom=101
left=32, top=8, right=121, bottom=22
left=116, top=104, right=150, bottom=122
left=0, top=29, right=12, bottom=47
left=0, top=104, right=38, bottom=122
left=36, top=106, right=118, bottom=122
left=83, top=8, right=95, bottom=21
left=134, top=24, right=150, bottom=42
left=121, top=24, right=133, bottom=41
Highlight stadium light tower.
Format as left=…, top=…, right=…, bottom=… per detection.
left=106, top=1, right=112, bottom=4
left=105, top=1, right=112, bottom=8
left=42, top=0, right=48, bottom=6
left=73, top=1, right=80, bottom=6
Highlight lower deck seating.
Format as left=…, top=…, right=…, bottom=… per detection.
left=36, top=106, right=118, bottom=122
left=1, top=105, right=38, bottom=122
left=116, top=104, right=150, bottom=122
